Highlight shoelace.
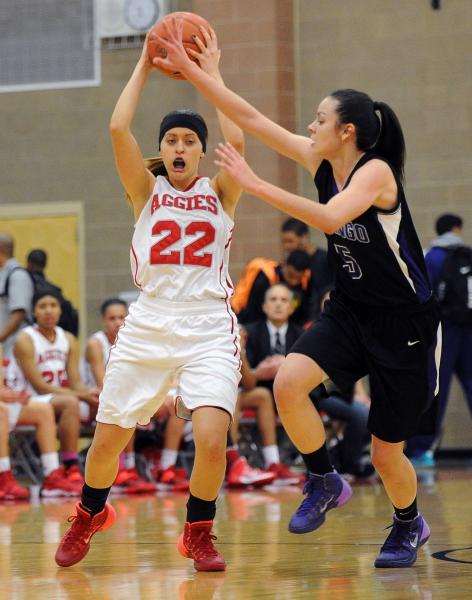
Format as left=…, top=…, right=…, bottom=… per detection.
left=61, top=513, right=94, bottom=549
left=381, top=522, right=413, bottom=551
left=296, top=478, right=331, bottom=515
left=190, top=530, right=219, bottom=559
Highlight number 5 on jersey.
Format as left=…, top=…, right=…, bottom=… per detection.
left=334, top=243, right=362, bottom=280
left=150, top=220, right=215, bottom=267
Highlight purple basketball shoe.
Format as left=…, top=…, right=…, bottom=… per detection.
left=374, top=514, right=430, bottom=568
left=288, top=472, right=353, bottom=534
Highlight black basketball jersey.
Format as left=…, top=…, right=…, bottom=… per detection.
left=314, top=153, right=432, bottom=310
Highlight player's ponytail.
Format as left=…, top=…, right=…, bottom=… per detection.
left=144, top=156, right=167, bottom=177
left=330, top=89, right=405, bottom=182
left=124, top=156, right=167, bottom=206
left=371, top=101, right=405, bottom=182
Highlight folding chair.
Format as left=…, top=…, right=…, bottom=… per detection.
left=9, top=426, right=43, bottom=484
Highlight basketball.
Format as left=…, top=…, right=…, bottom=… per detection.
left=147, top=12, right=211, bottom=80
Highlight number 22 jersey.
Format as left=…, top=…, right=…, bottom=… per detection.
left=130, top=175, right=235, bottom=303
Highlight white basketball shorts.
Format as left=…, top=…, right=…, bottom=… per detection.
left=96, top=294, right=241, bottom=429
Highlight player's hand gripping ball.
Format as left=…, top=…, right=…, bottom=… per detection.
left=147, top=11, right=211, bottom=80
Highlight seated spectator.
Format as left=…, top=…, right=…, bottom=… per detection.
left=231, top=250, right=311, bottom=326
left=82, top=297, right=155, bottom=494
left=239, top=284, right=306, bottom=480
left=231, top=335, right=303, bottom=485
left=26, top=249, right=79, bottom=336
left=280, top=218, right=333, bottom=320
left=82, top=298, right=128, bottom=394
left=8, top=291, right=99, bottom=488
left=0, top=233, right=34, bottom=361
left=245, top=284, right=304, bottom=393
left=0, top=343, right=80, bottom=499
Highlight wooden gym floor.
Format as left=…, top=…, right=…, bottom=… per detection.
left=1, top=466, right=471, bottom=600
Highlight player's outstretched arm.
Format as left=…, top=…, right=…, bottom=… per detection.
left=155, top=18, right=319, bottom=176
left=189, top=26, right=244, bottom=155
left=215, top=142, right=390, bottom=235
left=189, top=25, right=244, bottom=215
left=110, top=34, right=156, bottom=219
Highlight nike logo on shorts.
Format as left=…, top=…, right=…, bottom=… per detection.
left=408, top=340, right=420, bottom=346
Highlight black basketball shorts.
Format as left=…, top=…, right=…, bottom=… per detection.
left=290, top=295, right=442, bottom=443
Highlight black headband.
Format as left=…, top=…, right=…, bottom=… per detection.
left=158, top=111, right=208, bottom=153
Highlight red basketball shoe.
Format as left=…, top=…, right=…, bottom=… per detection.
left=153, top=465, right=190, bottom=492
left=0, top=470, right=29, bottom=500
left=65, top=464, right=84, bottom=485
left=267, top=463, right=305, bottom=486
left=226, top=457, right=276, bottom=488
left=41, top=467, right=82, bottom=497
left=178, top=520, right=226, bottom=571
left=55, top=502, right=116, bottom=567
left=112, top=468, right=156, bottom=494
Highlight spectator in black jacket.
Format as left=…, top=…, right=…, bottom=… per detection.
left=234, top=250, right=311, bottom=326
left=245, top=284, right=303, bottom=393
left=280, top=218, right=333, bottom=320
left=27, top=249, right=79, bottom=336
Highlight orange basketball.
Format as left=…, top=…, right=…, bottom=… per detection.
left=147, top=12, right=211, bottom=80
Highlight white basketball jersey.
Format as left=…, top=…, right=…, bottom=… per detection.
left=130, top=176, right=235, bottom=302
left=81, top=330, right=112, bottom=387
left=7, top=325, right=69, bottom=392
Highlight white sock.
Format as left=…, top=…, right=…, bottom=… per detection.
left=41, top=452, right=60, bottom=476
left=160, top=449, right=178, bottom=470
left=262, top=445, right=280, bottom=468
left=0, top=457, right=11, bottom=473
left=124, top=452, right=135, bottom=470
